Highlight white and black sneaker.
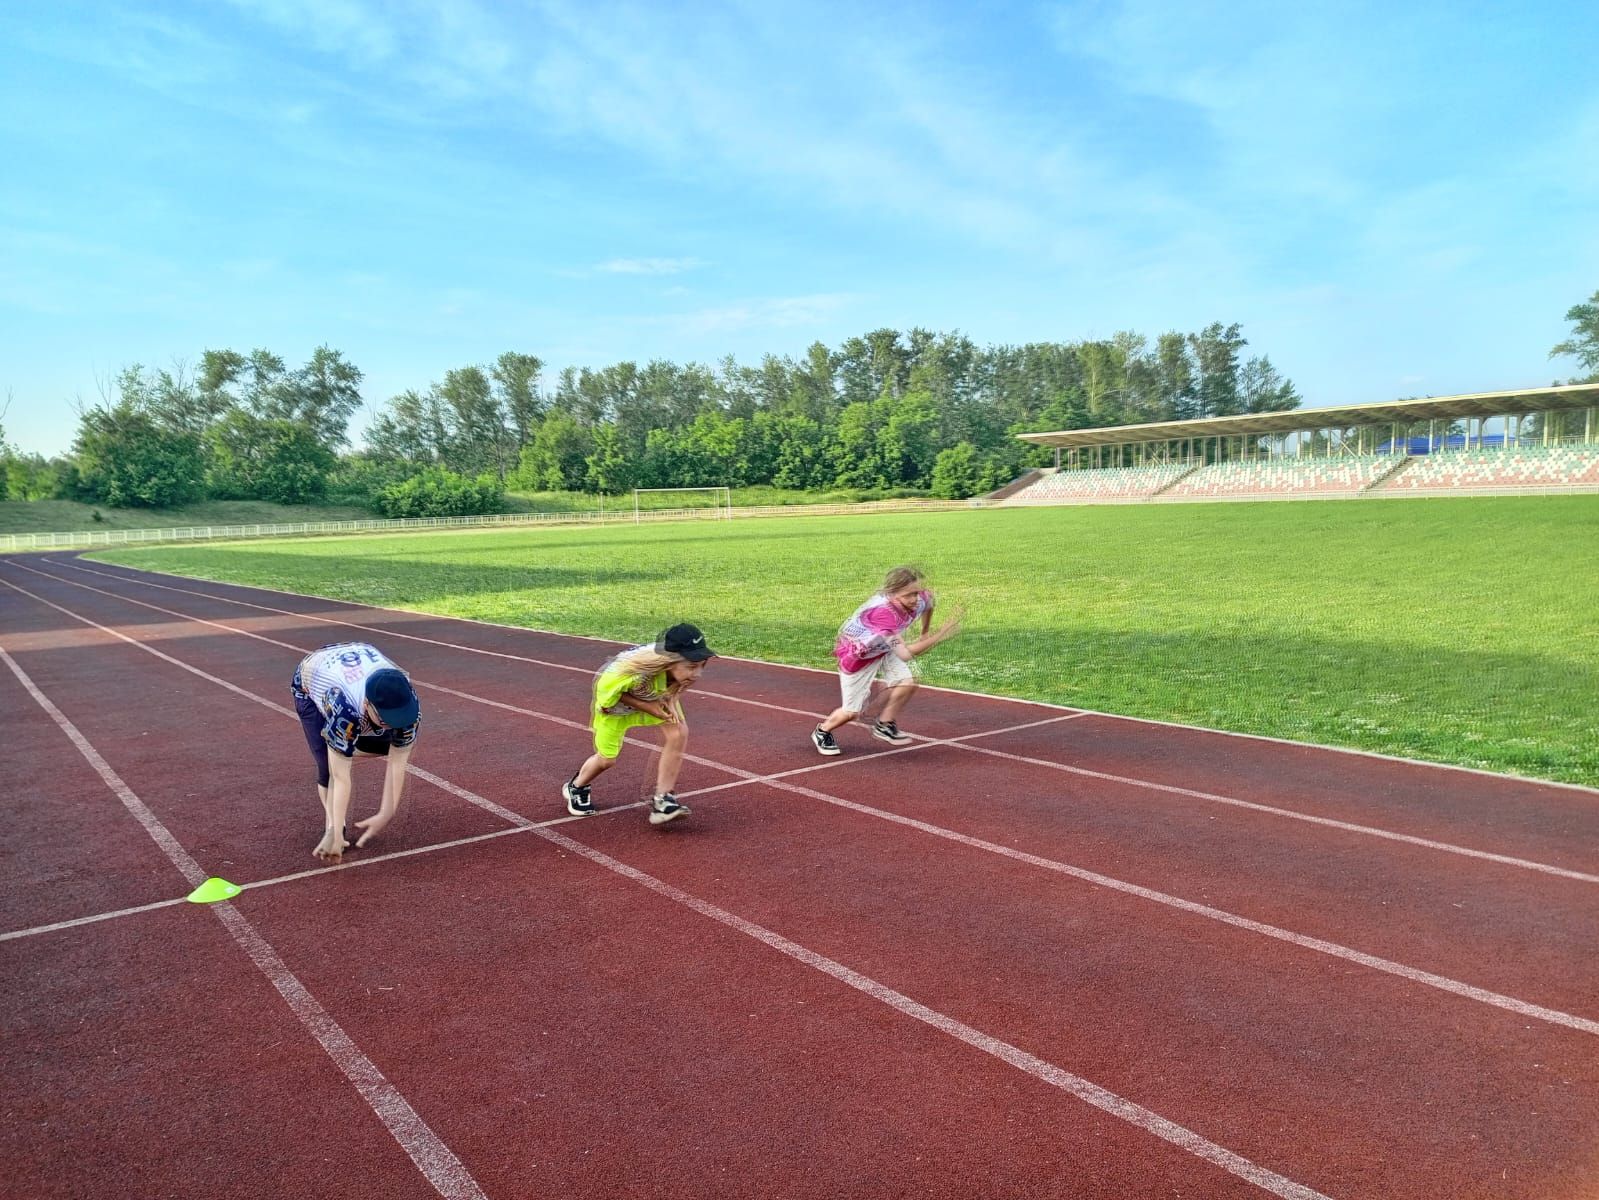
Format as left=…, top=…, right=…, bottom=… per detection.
left=563, top=775, right=596, bottom=816
left=872, top=720, right=913, bottom=745
left=648, top=793, right=690, bottom=825
left=811, top=725, right=842, bottom=756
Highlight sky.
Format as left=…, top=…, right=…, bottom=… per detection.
left=2, top=0, right=1596, bottom=456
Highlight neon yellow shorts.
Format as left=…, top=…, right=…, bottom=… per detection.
left=592, top=709, right=664, bottom=758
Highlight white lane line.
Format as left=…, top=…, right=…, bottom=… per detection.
left=0, top=575, right=530, bottom=828
left=7, top=573, right=1595, bottom=1040
left=0, top=896, right=191, bottom=942
left=16, top=558, right=1595, bottom=885
left=738, top=771, right=1599, bottom=1038
left=943, top=740, right=1599, bottom=885
left=56, top=553, right=1599, bottom=797
left=0, top=645, right=489, bottom=1200
left=677, top=713, right=1089, bottom=798
left=0, top=814, right=633, bottom=945
left=2, top=583, right=1336, bottom=1198
left=2, top=561, right=1065, bottom=812
left=419, top=770, right=1340, bottom=1200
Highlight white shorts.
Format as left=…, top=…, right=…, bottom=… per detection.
left=839, top=653, right=914, bottom=713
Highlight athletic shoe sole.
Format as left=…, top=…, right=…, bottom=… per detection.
left=648, top=806, right=689, bottom=826
left=872, top=727, right=913, bottom=745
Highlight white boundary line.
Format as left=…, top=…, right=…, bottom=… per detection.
left=0, top=646, right=489, bottom=1200
left=0, top=601, right=1337, bottom=1197
left=13, top=558, right=1595, bottom=884
left=5, top=571, right=1596, bottom=1040
left=0, top=573, right=533, bottom=828
left=0, top=816, right=630, bottom=945
left=53, top=553, right=1599, bottom=797
left=532, top=821, right=1335, bottom=1200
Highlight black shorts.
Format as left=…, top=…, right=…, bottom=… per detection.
left=293, top=688, right=336, bottom=787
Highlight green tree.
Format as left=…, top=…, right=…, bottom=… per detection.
left=199, top=346, right=362, bottom=450
left=674, top=410, right=752, bottom=486
left=366, top=389, right=444, bottom=463
left=288, top=346, right=365, bottom=449
left=493, top=352, right=546, bottom=450
left=72, top=402, right=206, bottom=507
left=1549, top=289, right=1599, bottom=381
left=513, top=412, right=594, bottom=491
left=930, top=442, right=981, bottom=498
left=878, top=391, right=942, bottom=486
left=114, top=363, right=224, bottom=434
left=206, top=411, right=335, bottom=503
left=787, top=341, right=839, bottom=421
left=1156, top=332, right=1197, bottom=420
left=767, top=415, right=831, bottom=489
left=584, top=423, right=634, bottom=493
left=438, top=366, right=508, bottom=478
left=199, top=348, right=286, bottom=416
left=832, top=398, right=889, bottom=488
left=1238, top=356, right=1301, bottom=413
left=1189, top=322, right=1247, bottom=417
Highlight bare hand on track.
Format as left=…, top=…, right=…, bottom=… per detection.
left=313, top=827, right=348, bottom=862
left=354, top=812, right=391, bottom=847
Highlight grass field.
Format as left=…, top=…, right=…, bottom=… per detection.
left=91, top=495, right=1599, bottom=787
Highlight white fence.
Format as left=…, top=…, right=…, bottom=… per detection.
left=0, top=498, right=986, bottom=554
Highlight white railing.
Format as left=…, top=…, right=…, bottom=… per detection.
left=0, top=498, right=986, bottom=554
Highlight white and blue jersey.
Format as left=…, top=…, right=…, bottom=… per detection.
left=291, top=642, right=420, bottom=756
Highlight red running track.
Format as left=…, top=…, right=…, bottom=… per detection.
left=2, top=551, right=1597, bottom=1200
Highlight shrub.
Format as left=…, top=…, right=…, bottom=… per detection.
left=375, top=467, right=505, bottom=519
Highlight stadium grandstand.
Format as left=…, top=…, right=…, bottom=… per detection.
left=1001, top=384, right=1599, bottom=505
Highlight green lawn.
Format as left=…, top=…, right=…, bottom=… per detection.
left=92, top=495, right=1599, bottom=786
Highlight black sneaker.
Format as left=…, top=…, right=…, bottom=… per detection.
left=811, top=725, right=842, bottom=756
left=563, top=776, right=595, bottom=816
left=648, top=793, right=690, bottom=825
left=872, top=720, right=912, bottom=745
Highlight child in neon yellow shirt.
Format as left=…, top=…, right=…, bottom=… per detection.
left=562, top=623, right=716, bottom=825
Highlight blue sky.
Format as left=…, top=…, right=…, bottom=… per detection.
left=2, top=0, right=1596, bottom=455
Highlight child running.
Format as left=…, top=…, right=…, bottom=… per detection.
left=811, top=566, right=962, bottom=756
left=562, top=622, right=717, bottom=825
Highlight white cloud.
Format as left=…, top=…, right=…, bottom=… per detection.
left=594, top=257, right=705, bottom=276
left=652, top=293, right=856, bottom=336
left=224, top=0, right=397, bottom=63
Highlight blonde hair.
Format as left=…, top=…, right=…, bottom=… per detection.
left=881, top=565, right=925, bottom=593
left=615, top=646, right=682, bottom=678
left=592, top=644, right=684, bottom=703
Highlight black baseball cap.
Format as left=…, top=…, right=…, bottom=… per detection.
left=365, top=668, right=420, bottom=728
left=657, top=623, right=716, bottom=662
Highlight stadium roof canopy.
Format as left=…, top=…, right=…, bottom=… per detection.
left=1015, top=384, right=1599, bottom=449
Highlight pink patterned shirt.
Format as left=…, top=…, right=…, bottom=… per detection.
left=834, top=590, right=931, bottom=673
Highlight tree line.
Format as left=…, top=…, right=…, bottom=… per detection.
left=3, top=291, right=1591, bottom=513
left=4, top=322, right=1298, bottom=512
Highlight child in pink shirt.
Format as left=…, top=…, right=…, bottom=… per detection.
left=811, top=565, right=963, bottom=755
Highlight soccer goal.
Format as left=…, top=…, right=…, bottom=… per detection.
left=631, top=486, right=733, bottom=522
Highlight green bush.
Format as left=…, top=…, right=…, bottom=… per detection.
left=375, top=467, right=506, bottom=519
left=73, top=404, right=207, bottom=508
